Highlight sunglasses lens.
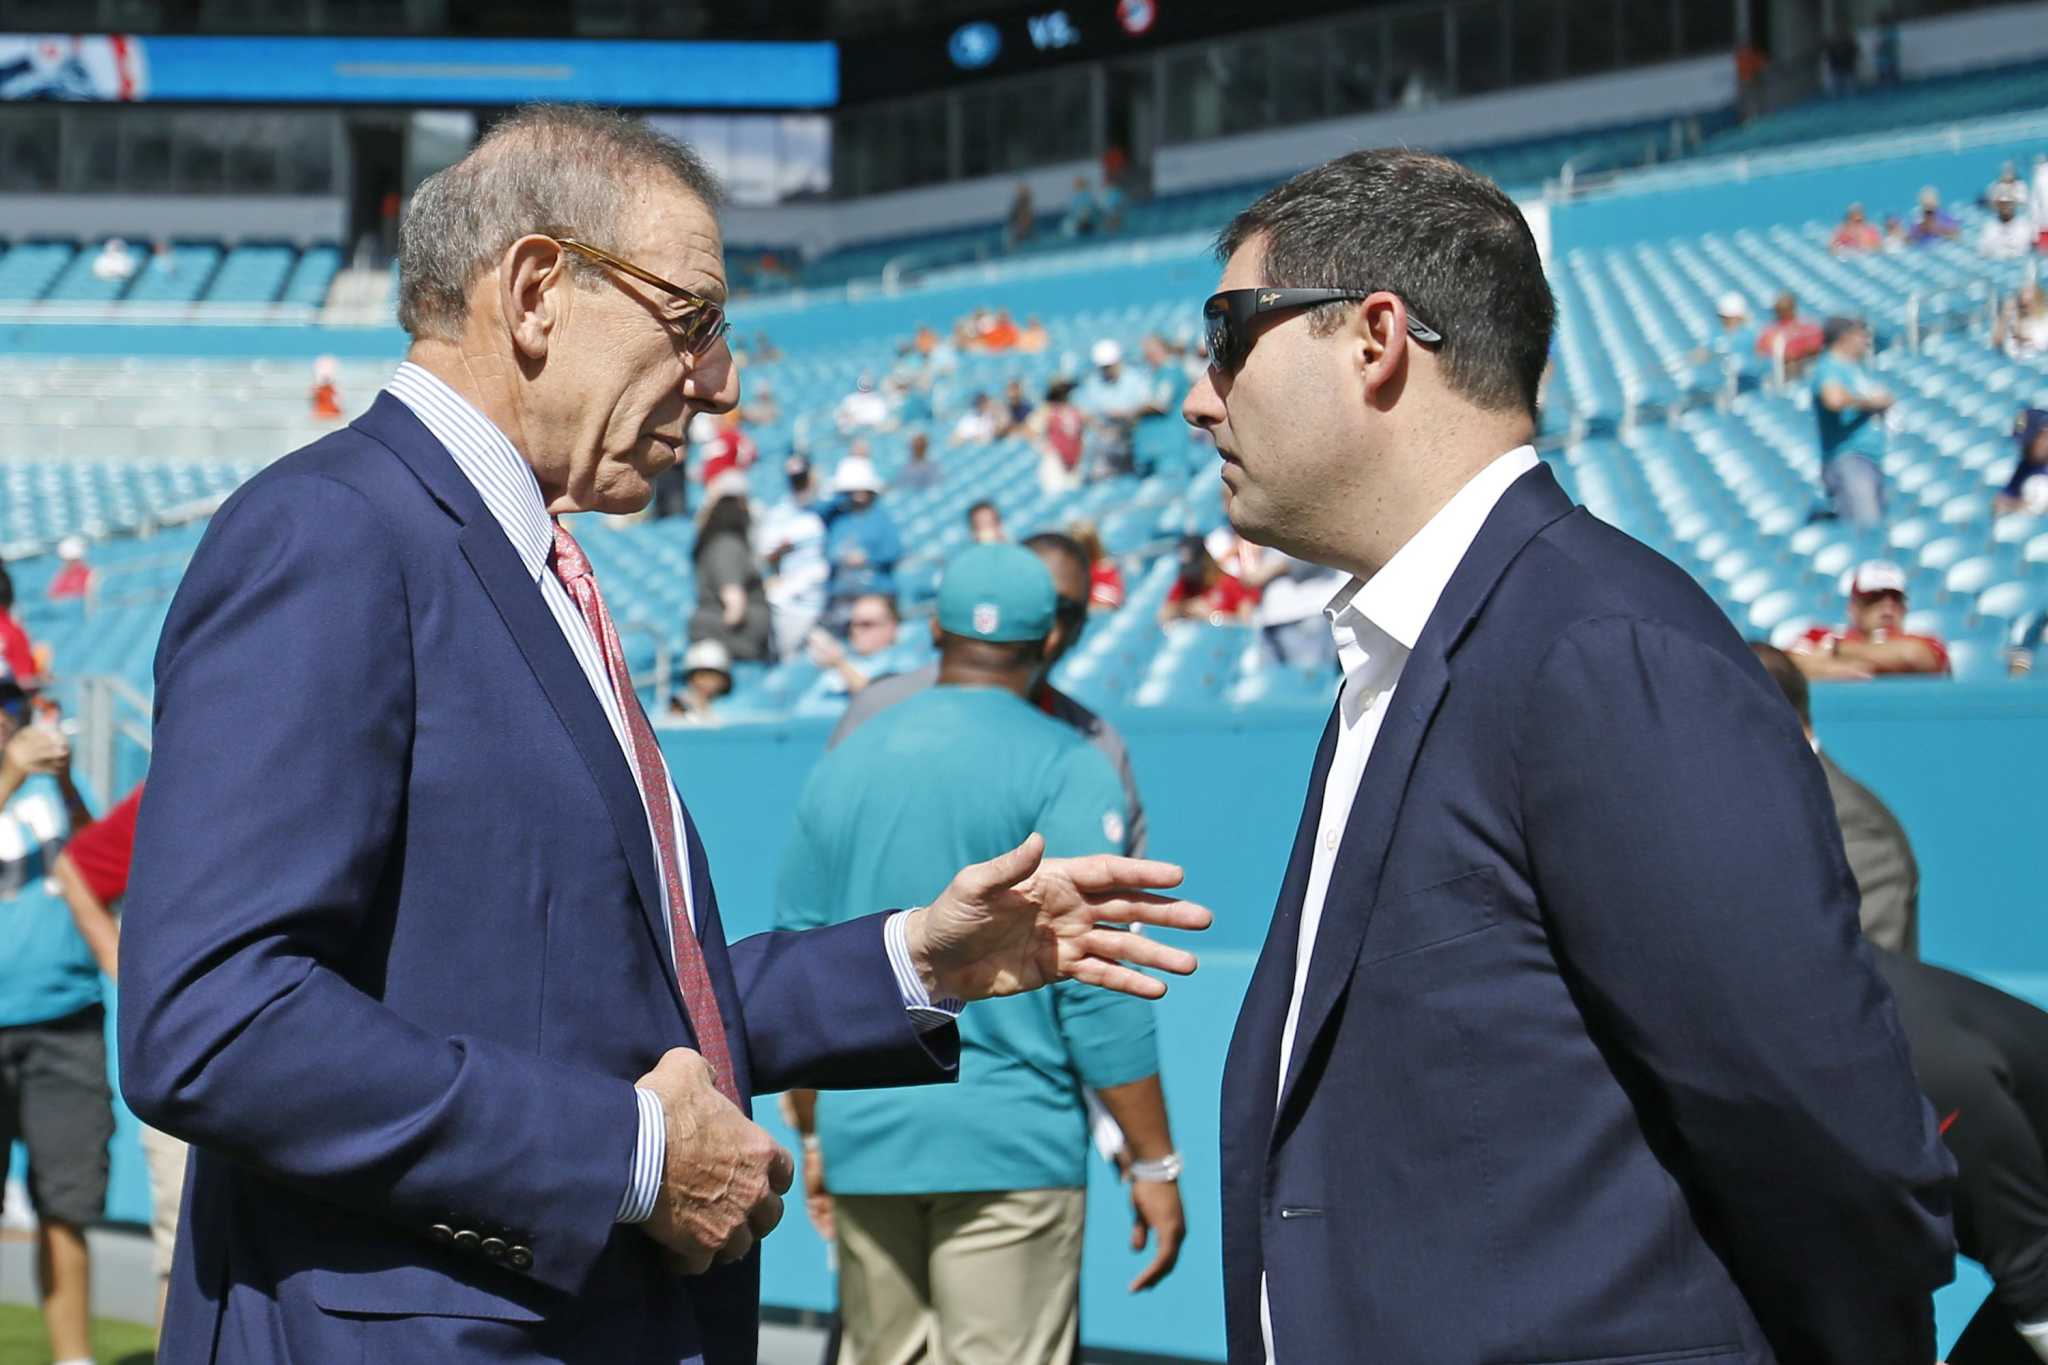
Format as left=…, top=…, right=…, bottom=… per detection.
left=1204, top=305, right=1237, bottom=374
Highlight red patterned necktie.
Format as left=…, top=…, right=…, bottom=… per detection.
left=550, top=521, right=739, bottom=1104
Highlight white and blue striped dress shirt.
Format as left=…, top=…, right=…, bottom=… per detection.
left=387, top=363, right=956, bottom=1227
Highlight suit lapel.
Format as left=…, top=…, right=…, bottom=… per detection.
left=358, top=396, right=684, bottom=1026
left=1272, top=462, right=1577, bottom=1128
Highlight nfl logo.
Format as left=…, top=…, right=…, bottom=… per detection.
left=973, top=603, right=1000, bottom=635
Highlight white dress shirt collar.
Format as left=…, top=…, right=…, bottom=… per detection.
left=1325, top=445, right=1541, bottom=722
left=386, top=361, right=555, bottom=583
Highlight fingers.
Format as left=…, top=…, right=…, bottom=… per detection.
left=1049, top=853, right=1185, bottom=894
left=748, top=1188, right=786, bottom=1240
left=1129, top=1209, right=1148, bottom=1252
left=713, top=1224, right=756, bottom=1267
left=668, top=1244, right=714, bottom=1276
left=965, top=832, right=1045, bottom=896
left=1129, top=1235, right=1180, bottom=1292
left=1085, top=893, right=1214, bottom=934
left=1064, top=956, right=1169, bottom=1000
left=1077, top=927, right=1200, bottom=977
left=767, top=1141, right=797, bottom=1195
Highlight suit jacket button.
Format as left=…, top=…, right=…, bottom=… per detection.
left=429, top=1224, right=454, bottom=1244
left=507, top=1245, right=533, bottom=1271
left=480, top=1237, right=507, bottom=1260
left=453, top=1230, right=481, bottom=1252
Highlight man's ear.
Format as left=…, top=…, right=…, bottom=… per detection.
left=499, top=234, right=569, bottom=361
left=1351, top=291, right=1414, bottom=405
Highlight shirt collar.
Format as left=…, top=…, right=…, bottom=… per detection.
left=386, top=361, right=555, bottom=583
left=1324, top=444, right=1542, bottom=716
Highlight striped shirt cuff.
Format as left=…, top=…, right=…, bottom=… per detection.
left=886, top=909, right=964, bottom=1032
left=615, top=1086, right=666, bottom=1224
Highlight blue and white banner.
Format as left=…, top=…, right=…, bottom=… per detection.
left=0, top=33, right=837, bottom=108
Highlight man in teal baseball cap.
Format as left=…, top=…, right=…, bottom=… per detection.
left=775, top=542, right=1187, bottom=1364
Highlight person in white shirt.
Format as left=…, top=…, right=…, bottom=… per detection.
left=1978, top=192, right=2036, bottom=261
left=755, top=454, right=830, bottom=659
left=90, top=237, right=137, bottom=283
left=1185, top=147, right=1951, bottom=1365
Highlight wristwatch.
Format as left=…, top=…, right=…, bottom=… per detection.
left=1129, top=1152, right=1184, bottom=1183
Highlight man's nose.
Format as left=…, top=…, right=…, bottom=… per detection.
left=1183, top=369, right=1224, bottom=430
left=685, top=341, right=741, bottom=416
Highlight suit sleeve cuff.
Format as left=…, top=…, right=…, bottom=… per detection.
left=615, top=1086, right=665, bottom=1225
left=885, top=909, right=964, bottom=1033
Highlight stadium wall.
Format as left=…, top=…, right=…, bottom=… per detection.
left=0, top=193, right=345, bottom=246
left=1896, top=0, right=2048, bottom=79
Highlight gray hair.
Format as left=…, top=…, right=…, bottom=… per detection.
left=397, top=104, right=722, bottom=342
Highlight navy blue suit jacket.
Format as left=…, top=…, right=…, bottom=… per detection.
left=118, top=395, right=957, bottom=1364
left=1221, top=463, right=1954, bottom=1365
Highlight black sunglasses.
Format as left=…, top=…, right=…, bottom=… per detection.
left=1203, top=287, right=1443, bottom=376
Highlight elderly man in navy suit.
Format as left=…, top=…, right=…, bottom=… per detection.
left=118, top=106, right=1209, bottom=1365
left=1185, top=149, right=1954, bottom=1365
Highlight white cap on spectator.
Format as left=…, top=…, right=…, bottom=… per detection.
left=683, top=639, right=732, bottom=680
left=1091, top=339, right=1122, bottom=368
left=704, top=470, right=751, bottom=506
left=56, top=535, right=86, bottom=561
left=832, top=456, right=885, bottom=495
left=689, top=411, right=722, bottom=445
left=1716, top=292, right=1750, bottom=319
left=1844, top=560, right=1908, bottom=598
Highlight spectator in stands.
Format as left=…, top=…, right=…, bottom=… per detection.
left=836, top=372, right=893, bottom=433
left=1060, top=176, right=1102, bottom=237
left=45, top=537, right=93, bottom=602
left=1244, top=552, right=1348, bottom=670
left=973, top=309, right=1021, bottom=353
left=1880, top=215, right=1909, bottom=251
left=967, top=499, right=1006, bottom=545
left=46, top=782, right=183, bottom=1328
left=1987, top=160, right=2027, bottom=210
left=1980, top=189, right=2037, bottom=260
left=1754, top=644, right=2048, bottom=1364
left=667, top=639, right=733, bottom=726
left=696, top=408, right=757, bottom=487
left=0, top=677, right=105, bottom=1365
left=1995, top=282, right=2048, bottom=360
left=779, top=545, right=1180, bottom=1365
left=1133, top=335, right=1192, bottom=475
left=1829, top=202, right=1881, bottom=254
left=1689, top=292, right=1761, bottom=378
left=1159, top=534, right=1255, bottom=625
left=1005, top=182, right=1036, bottom=249
left=1822, top=25, right=1861, bottom=95
left=1906, top=187, right=1960, bottom=245
left=758, top=455, right=830, bottom=659
left=1756, top=291, right=1825, bottom=373
left=949, top=392, right=1003, bottom=448
left=825, top=454, right=902, bottom=616
left=1016, top=315, right=1050, bottom=354
left=1003, top=377, right=1035, bottom=433
left=689, top=477, right=773, bottom=663
left=740, top=378, right=780, bottom=427
left=2034, top=154, right=2048, bottom=251
left=310, top=356, right=344, bottom=422
left=1872, top=11, right=1901, bottom=84
left=895, top=431, right=942, bottom=492
left=90, top=236, right=137, bottom=283
left=807, top=593, right=899, bottom=695
left=1811, top=317, right=1893, bottom=525
left=1076, top=340, right=1155, bottom=480
left=0, top=564, right=38, bottom=687
left=1791, top=560, right=1950, bottom=681
left=1032, top=378, right=1087, bottom=494
left=1997, top=408, right=2048, bottom=518
left=1069, top=519, right=1124, bottom=612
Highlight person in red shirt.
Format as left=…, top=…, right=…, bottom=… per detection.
left=46, top=537, right=94, bottom=601
left=1070, top=520, right=1124, bottom=612
left=1159, top=534, right=1255, bottom=625
left=1830, top=202, right=1882, bottom=254
left=1033, top=379, right=1086, bottom=493
left=1790, top=560, right=1950, bottom=681
left=309, top=356, right=343, bottom=422
left=1756, top=291, right=1826, bottom=374
left=696, top=409, right=757, bottom=488
left=0, top=563, right=40, bottom=686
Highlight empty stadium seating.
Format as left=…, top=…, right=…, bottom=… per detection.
left=0, top=238, right=342, bottom=311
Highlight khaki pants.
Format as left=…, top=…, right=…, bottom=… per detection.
left=138, top=1123, right=188, bottom=1281
left=835, top=1188, right=1084, bottom=1365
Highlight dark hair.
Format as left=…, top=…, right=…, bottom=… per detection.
left=1750, top=643, right=1811, bottom=727
left=1046, top=378, right=1077, bottom=403
left=1823, top=316, right=1867, bottom=349
left=966, top=499, right=999, bottom=527
left=851, top=591, right=899, bottom=623
left=693, top=494, right=752, bottom=568
left=0, top=562, right=12, bottom=611
left=938, top=632, right=1046, bottom=671
left=1218, top=148, right=1553, bottom=417
left=1023, top=530, right=1089, bottom=582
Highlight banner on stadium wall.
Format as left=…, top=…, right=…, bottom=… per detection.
left=0, top=33, right=837, bottom=108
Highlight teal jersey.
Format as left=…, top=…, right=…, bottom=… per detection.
left=1811, top=353, right=1888, bottom=465
left=775, top=685, right=1157, bottom=1194
left=0, top=773, right=97, bottom=1027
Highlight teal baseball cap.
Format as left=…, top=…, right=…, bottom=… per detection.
left=937, top=543, right=1056, bottom=643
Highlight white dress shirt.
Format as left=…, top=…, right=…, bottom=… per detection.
left=386, top=364, right=951, bottom=1228
left=1261, top=444, right=1540, bottom=1363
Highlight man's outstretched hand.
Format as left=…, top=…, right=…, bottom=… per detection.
left=905, top=834, right=1212, bottom=1003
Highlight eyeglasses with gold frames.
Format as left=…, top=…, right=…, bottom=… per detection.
left=553, top=237, right=731, bottom=359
